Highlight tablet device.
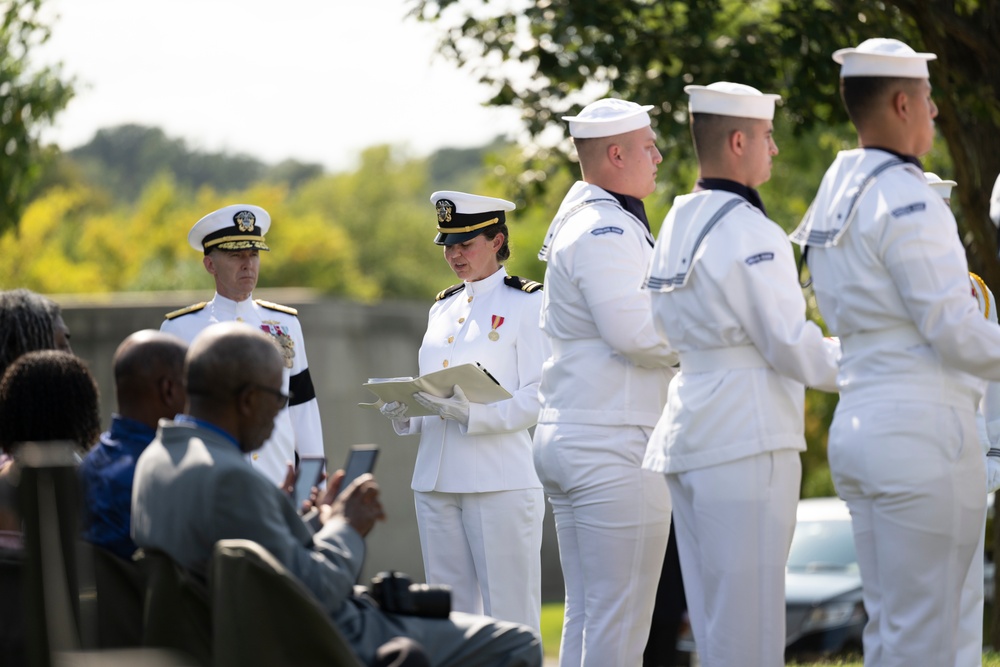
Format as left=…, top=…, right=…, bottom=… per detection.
left=293, top=455, right=326, bottom=507
left=340, top=444, right=379, bottom=493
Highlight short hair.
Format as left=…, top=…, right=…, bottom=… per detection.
left=689, top=113, right=757, bottom=162
left=0, top=350, right=101, bottom=453
left=481, top=223, right=511, bottom=262
left=186, top=323, right=283, bottom=405
left=840, top=76, right=917, bottom=128
left=0, top=289, right=61, bottom=378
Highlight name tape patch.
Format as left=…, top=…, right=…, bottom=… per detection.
left=591, top=226, right=624, bottom=236
left=745, top=252, right=775, bottom=266
left=891, top=202, right=926, bottom=218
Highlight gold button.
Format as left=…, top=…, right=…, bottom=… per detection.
left=447, top=336, right=454, bottom=343
left=443, top=360, right=449, bottom=368
left=458, top=317, right=465, bottom=323
left=467, top=296, right=473, bottom=303
left=252, top=453, right=259, bottom=460
left=236, top=317, right=244, bottom=322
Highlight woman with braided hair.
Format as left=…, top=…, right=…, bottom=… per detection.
left=0, top=288, right=72, bottom=379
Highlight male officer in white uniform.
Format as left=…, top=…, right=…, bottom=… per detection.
left=790, top=39, right=1000, bottom=667
left=161, top=204, right=324, bottom=486
left=534, top=98, right=676, bottom=667
left=642, top=82, right=839, bottom=667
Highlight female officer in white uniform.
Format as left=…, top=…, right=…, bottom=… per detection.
left=379, top=191, right=548, bottom=632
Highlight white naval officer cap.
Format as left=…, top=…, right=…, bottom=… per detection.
left=924, top=172, right=957, bottom=201
left=684, top=81, right=782, bottom=120
left=833, top=38, right=936, bottom=78
left=430, top=190, right=515, bottom=246
left=561, top=98, right=654, bottom=139
left=187, top=204, right=271, bottom=254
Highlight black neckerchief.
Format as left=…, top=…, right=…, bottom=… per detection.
left=607, top=190, right=651, bottom=233
left=864, top=146, right=923, bottom=169
left=694, top=178, right=768, bottom=217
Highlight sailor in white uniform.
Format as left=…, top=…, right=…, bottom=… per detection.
left=924, top=173, right=1000, bottom=667
left=379, top=192, right=547, bottom=631
left=161, top=204, right=324, bottom=487
left=790, top=39, right=1000, bottom=667
left=642, top=82, right=839, bottom=667
left=534, top=98, right=676, bottom=667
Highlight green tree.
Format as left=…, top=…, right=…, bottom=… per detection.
left=0, top=0, right=74, bottom=232
left=413, top=0, right=1000, bottom=285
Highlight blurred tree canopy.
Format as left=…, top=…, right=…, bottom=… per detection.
left=0, top=0, right=74, bottom=233
left=411, top=0, right=1000, bottom=285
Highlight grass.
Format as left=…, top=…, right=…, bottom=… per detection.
left=540, top=602, right=1000, bottom=665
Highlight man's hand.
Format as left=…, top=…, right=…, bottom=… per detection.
left=318, top=471, right=386, bottom=537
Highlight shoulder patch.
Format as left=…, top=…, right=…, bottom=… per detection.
left=164, top=302, right=207, bottom=320
left=504, top=275, right=543, bottom=293
left=891, top=202, right=927, bottom=218
left=591, top=226, right=624, bottom=237
left=745, top=252, right=775, bottom=266
left=254, top=299, right=298, bottom=316
left=435, top=283, right=465, bottom=301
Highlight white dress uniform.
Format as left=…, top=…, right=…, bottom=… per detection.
left=643, top=185, right=839, bottom=667
left=956, top=274, right=1000, bottom=667
left=791, top=147, right=1000, bottom=667
left=535, top=179, right=675, bottom=667
left=395, top=266, right=547, bottom=630
left=161, top=293, right=324, bottom=485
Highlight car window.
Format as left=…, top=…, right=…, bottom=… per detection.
left=787, top=519, right=858, bottom=572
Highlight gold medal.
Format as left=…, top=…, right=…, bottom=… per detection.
left=489, top=315, right=504, bottom=342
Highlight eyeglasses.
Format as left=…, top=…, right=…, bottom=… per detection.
left=242, top=384, right=292, bottom=409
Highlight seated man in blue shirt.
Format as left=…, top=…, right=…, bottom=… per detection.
left=79, top=330, right=187, bottom=560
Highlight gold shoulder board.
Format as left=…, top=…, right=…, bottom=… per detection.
left=255, top=299, right=299, bottom=316
left=164, top=302, right=207, bottom=320
left=435, top=284, right=465, bottom=301
left=504, top=276, right=543, bottom=293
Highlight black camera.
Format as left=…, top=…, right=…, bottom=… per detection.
left=370, top=571, right=451, bottom=619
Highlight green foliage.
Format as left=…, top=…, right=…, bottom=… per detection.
left=0, top=0, right=74, bottom=233
left=66, top=124, right=326, bottom=202
left=412, top=0, right=1000, bottom=284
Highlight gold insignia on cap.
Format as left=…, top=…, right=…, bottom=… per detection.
left=436, top=199, right=454, bottom=224
left=234, top=210, right=256, bottom=232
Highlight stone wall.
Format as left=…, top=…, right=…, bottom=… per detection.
left=58, top=289, right=565, bottom=602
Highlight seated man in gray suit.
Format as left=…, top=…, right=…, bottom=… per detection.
left=131, top=322, right=542, bottom=667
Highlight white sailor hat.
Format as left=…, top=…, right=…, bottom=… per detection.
left=188, top=204, right=271, bottom=254
left=924, top=172, right=957, bottom=201
left=561, top=98, right=654, bottom=139
left=833, top=38, right=936, bottom=79
left=684, top=81, right=781, bottom=120
left=430, top=191, right=515, bottom=246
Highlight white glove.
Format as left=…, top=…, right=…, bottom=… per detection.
left=413, top=385, right=470, bottom=426
left=987, top=453, right=1000, bottom=494
left=379, top=401, right=410, bottom=434
left=379, top=401, right=409, bottom=421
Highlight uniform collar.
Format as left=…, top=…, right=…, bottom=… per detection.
left=464, top=266, right=508, bottom=298
left=695, top=178, right=768, bottom=217
left=863, top=146, right=923, bottom=169
left=605, top=190, right=651, bottom=232
left=212, top=292, right=257, bottom=318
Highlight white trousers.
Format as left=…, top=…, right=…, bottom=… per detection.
left=829, top=397, right=986, bottom=667
left=955, top=520, right=986, bottom=667
left=668, top=450, right=800, bottom=667
left=532, top=422, right=671, bottom=667
left=413, top=488, right=544, bottom=632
